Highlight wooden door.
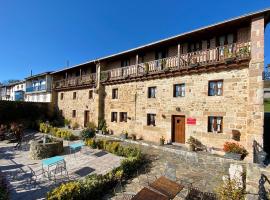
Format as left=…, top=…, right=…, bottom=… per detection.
left=84, top=111, right=90, bottom=127
left=173, top=116, right=185, bottom=143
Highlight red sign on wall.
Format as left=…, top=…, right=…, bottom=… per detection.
left=187, top=118, right=196, bottom=125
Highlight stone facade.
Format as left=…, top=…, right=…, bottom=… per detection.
left=103, top=67, right=250, bottom=149
left=56, top=87, right=99, bottom=127
left=52, top=11, right=269, bottom=160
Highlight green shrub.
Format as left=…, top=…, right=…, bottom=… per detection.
left=216, top=178, right=245, bottom=200
left=98, top=119, right=107, bottom=131
left=39, top=122, right=51, bottom=133
left=80, top=128, right=96, bottom=140
left=47, top=181, right=81, bottom=200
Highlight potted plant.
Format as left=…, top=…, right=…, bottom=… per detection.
left=72, top=122, right=79, bottom=130
left=223, top=142, right=248, bottom=160
left=131, top=134, right=136, bottom=141
left=160, top=136, right=165, bottom=146
left=186, top=136, right=196, bottom=151
left=120, top=130, right=128, bottom=139
left=64, top=119, right=71, bottom=129
left=144, top=63, right=149, bottom=74
left=98, top=119, right=107, bottom=134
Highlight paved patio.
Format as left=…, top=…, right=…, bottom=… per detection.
left=0, top=132, right=123, bottom=200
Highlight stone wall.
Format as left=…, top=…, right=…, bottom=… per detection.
left=30, top=139, right=64, bottom=159
left=103, top=67, right=250, bottom=151
left=56, top=87, right=99, bottom=127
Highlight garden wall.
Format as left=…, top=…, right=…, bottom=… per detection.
left=0, top=101, right=61, bottom=126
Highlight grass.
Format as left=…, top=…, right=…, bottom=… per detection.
left=265, top=99, right=270, bottom=112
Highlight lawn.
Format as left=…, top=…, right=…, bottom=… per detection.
left=265, top=99, right=270, bottom=112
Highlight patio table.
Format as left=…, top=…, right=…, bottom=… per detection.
left=149, top=176, right=184, bottom=199
left=42, top=156, right=64, bottom=178
left=69, top=142, right=84, bottom=155
left=131, top=187, right=169, bottom=200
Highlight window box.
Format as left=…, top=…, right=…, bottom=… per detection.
left=224, top=152, right=242, bottom=160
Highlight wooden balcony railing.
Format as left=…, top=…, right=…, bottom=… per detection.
left=100, top=42, right=251, bottom=82
left=53, top=73, right=96, bottom=89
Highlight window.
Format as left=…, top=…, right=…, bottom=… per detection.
left=121, top=59, right=130, bottom=67
left=155, top=49, right=168, bottom=60
left=73, top=92, right=77, bottom=99
left=173, top=84, right=185, bottom=97
left=147, top=114, right=156, bottom=126
left=148, top=87, right=156, bottom=98
left=111, top=112, right=117, bottom=122
left=72, top=110, right=76, bottom=118
left=208, top=80, right=223, bottom=96
left=208, top=116, right=223, bottom=133
left=120, top=112, right=127, bottom=122
left=89, top=90, right=93, bottom=99
left=60, top=93, right=64, bottom=100
left=112, top=88, right=118, bottom=99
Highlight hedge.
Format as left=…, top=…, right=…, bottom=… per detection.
left=39, top=123, right=77, bottom=141
left=47, top=139, right=145, bottom=200
left=0, top=101, right=63, bottom=128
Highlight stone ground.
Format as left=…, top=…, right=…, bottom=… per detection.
left=105, top=141, right=223, bottom=200
left=0, top=131, right=123, bottom=200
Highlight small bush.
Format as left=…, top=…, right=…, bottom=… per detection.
left=39, top=122, right=51, bottom=133
left=216, top=178, right=245, bottom=200
left=47, top=181, right=81, bottom=200
left=72, top=122, right=79, bottom=130
left=80, top=128, right=95, bottom=140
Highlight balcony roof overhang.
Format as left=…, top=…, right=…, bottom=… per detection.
left=25, top=71, right=53, bottom=80
left=51, top=8, right=270, bottom=75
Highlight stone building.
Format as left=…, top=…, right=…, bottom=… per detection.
left=52, top=9, right=270, bottom=156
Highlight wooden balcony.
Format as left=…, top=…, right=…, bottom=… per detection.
left=100, top=42, right=251, bottom=84
left=53, top=73, right=96, bottom=90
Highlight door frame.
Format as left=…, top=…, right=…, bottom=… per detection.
left=84, top=110, right=90, bottom=127
left=171, top=115, right=186, bottom=143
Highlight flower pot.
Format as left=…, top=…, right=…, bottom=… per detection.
left=160, top=139, right=165, bottom=146
left=224, top=152, right=242, bottom=160
left=98, top=130, right=102, bottom=135
left=188, top=144, right=196, bottom=151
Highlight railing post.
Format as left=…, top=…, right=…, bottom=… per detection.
left=177, top=44, right=181, bottom=69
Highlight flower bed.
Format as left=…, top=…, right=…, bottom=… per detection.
left=39, top=122, right=77, bottom=141
left=47, top=139, right=145, bottom=200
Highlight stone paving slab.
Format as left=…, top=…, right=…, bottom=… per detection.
left=0, top=133, right=123, bottom=200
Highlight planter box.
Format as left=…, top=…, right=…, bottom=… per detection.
left=224, top=152, right=242, bottom=160
left=225, top=57, right=235, bottom=64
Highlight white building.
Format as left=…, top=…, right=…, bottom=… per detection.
left=25, top=72, right=52, bottom=103
left=0, top=81, right=25, bottom=101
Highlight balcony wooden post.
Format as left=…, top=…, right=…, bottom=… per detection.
left=136, top=54, right=139, bottom=75
left=177, top=44, right=181, bottom=68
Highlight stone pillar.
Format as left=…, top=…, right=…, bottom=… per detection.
left=247, top=16, right=265, bottom=161
left=95, top=61, right=105, bottom=126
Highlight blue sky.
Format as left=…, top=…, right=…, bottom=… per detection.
left=0, top=0, right=269, bottom=82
